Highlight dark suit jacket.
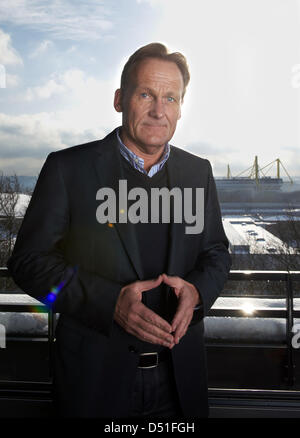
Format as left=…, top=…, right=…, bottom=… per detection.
left=7, top=128, right=231, bottom=418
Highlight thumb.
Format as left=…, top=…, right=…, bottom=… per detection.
left=162, top=273, right=178, bottom=288
left=140, top=275, right=163, bottom=292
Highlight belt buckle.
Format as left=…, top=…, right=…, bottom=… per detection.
left=138, top=352, right=158, bottom=369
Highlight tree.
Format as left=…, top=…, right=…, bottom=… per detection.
left=263, top=206, right=300, bottom=271
left=0, top=173, right=28, bottom=290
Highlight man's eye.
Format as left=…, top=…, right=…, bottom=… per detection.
left=141, top=92, right=149, bottom=98
left=167, top=96, right=175, bottom=102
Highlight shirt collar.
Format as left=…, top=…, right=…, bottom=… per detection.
left=117, top=127, right=170, bottom=178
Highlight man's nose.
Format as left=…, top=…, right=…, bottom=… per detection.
left=149, top=99, right=165, bottom=119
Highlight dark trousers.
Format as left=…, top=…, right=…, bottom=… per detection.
left=129, top=358, right=183, bottom=418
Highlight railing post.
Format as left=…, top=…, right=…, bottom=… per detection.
left=48, top=309, right=55, bottom=383
left=285, top=272, right=295, bottom=386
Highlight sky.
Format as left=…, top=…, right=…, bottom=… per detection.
left=0, top=0, right=300, bottom=178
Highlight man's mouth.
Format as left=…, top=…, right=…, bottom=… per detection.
left=143, top=123, right=167, bottom=128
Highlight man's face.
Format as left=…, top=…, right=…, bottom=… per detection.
left=114, top=58, right=184, bottom=152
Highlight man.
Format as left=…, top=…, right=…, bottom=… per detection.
left=7, top=43, right=231, bottom=418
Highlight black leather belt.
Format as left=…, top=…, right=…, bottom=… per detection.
left=138, top=350, right=170, bottom=369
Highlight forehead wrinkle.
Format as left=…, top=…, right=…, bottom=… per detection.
left=137, top=59, right=183, bottom=87
left=138, top=70, right=182, bottom=86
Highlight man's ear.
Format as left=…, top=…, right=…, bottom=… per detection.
left=114, top=89, right=122, bottom=112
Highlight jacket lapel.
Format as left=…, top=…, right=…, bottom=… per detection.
left=166, top=148, right=186, bottom=276
left=92, top=129, right=144, bottom=280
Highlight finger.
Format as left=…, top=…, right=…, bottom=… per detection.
left=137, top=330, right=175, bottom=348
left=139, top=303, right=173, bottom=333
left=116, top=312, right=172, bottom=346
left=173, top=320, right=189, bottom=344
left=161, top=274, right=179, bottom=288
left=170, top=296, right=186, bottom=330
left=139, top=275, right=163, bottom=292
left=128, top=315, right=174, bottom=347
left=172, top=311, right=191, bottom=344
left=171, top=305, right=193, bottom=343
left=132, top=319, right=175, bottom=348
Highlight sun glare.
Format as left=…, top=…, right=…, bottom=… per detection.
left=241, top=301, right=255, bottom=315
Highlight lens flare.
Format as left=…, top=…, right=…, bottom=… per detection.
left=44, top=280, right=67, bottom=306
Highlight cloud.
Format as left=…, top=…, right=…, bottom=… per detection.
left=185, top=141, right=236, bottom=156
left=0, top=0, right=113, bottom=41
left=6, top=73, right=20, bottom=88
left=25, top=77, right=66, bottom=101
left=67, top=45, right=77, bottom=54
left=0, top=109, right=112, bottom=157
left=23, top=68, right=119, bottom=104
left=0, top=112, right=65, bottom=158
left=29, top=39, right=53, bottom=58
left=0, top=28, right=23, bottom=66
left=0, top=111, right=109, bottom=175
left=136, top=0, right=160, bottom=5
left=23, top=69, right=92, bottom=101
left=0, top=68, right=121, bottom=174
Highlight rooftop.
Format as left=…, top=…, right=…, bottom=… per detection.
left=223, top=217, right=297, bottom=255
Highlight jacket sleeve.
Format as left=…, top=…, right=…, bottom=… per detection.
left=185, top=160, right=231, bottom=318
left=7, top=152, right=121, bottom=336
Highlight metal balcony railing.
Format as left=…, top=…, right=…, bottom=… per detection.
left=0, top=267, right=300, bottom=413
left=209, top=270, right=300, bottom=387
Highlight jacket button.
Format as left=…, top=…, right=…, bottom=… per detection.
left=128, top=345, right=138, bottom=353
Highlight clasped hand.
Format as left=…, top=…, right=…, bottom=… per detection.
left=114, top=274, right=200, bottom=349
